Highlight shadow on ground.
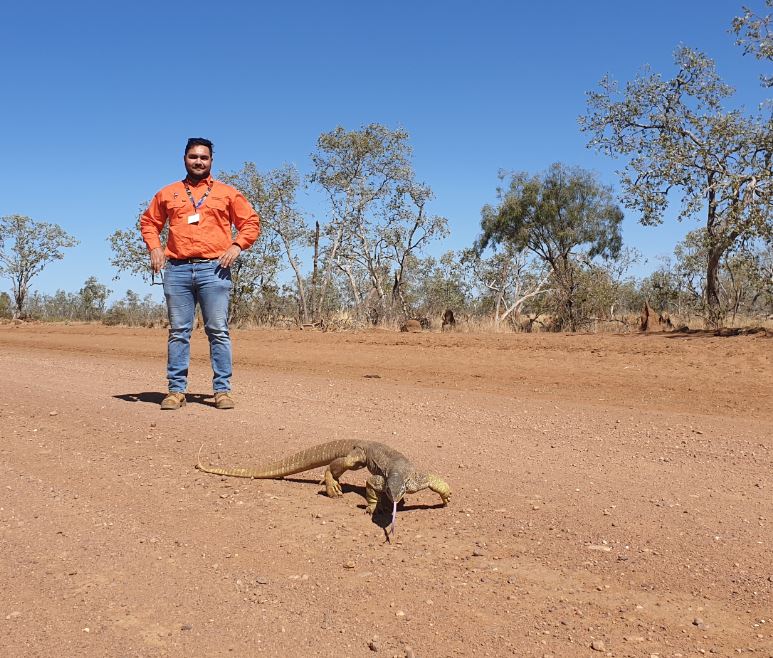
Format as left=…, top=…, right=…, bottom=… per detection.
left=113, top=392, right=216, bottom=406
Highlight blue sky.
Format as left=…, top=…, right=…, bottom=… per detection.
left=1, top=0, right=769, bottom=302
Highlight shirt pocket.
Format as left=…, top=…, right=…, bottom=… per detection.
left=204, top=196, right=229, bottom=222
left=166, top=199, right=190, bottom=225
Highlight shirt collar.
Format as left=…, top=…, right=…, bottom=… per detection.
left=183, top=174, right=214, bottom=188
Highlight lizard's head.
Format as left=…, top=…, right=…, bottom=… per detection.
left=384, top=472, right=406, bottom=504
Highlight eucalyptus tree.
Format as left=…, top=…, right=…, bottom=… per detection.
left=477, top=164, right=624, bottom=331
left=733, top=0, right=772, bottom=86
left=221, top=163, right=310, bottom=322
left=672, top=229, right=773, bottom=321
left=383, top=180, right=449, bottom=318
left=79, top=276, right=111, bottom=320
left=0, top=214, right=79, bottom=318
left=411, top=251, right=472, bottom=318
left=581, top=45, right=772, bottom=327
left=461, top=245, right=551, bottom=330
left=311, top=124, right=444, bottom=323
left=310, top=124, right=410, bottom=319
left=107, top=203, right=159, bottom=284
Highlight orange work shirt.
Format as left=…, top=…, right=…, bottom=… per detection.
left=140, top=175, right=261, bottom=259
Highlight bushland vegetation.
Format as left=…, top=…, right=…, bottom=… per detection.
left=2, top=4, right=770, bottom=331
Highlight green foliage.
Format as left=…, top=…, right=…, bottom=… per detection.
left=310, top=124, right=447, bottom=323
left=461, top=244, right=551, bottom=329
left=581, top=43, right=772, bottom=326
left=0, top=291, right=11, bottom=318
left=732, top=0, right=773, bottom=86
left=407, top=252, right=472, bottom=318
left=672, top=230, right=773, bottom=321
left=477, top=163, right=624, bottom=330
left=102, top=290, right=166, bottom=327
left=106, top=202, right=160, bottom=283
left=479, top=164, right=623, bottom=263
left=20, top=276, right=112, bottom=322
left=79, top=276, right=111, bottom=321
left=0, top=214, right=79, bottom=317
left=25, top=290, right=79, bottom=321
left=220, top=163, right=309, bottom=322
left=640, top=232, right=773, bottom=323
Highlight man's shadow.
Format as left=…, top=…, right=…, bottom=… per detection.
left=113, top=392, right=216, bottom=406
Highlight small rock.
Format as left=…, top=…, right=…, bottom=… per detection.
left=181, top=624, right=192, bottom=631
left=255, top=577, right=268, bottom=585
left=395, top=610, right=405, bottom=618
left=368, top=637, right=380, bottom=652
left=590, top=639, right=605, bottom=651
left=6, top=611, right=21, bottom=620
left=49, top=411, right=59, bottom=416
left=692, top=617, right=705, bottom=627
left=404, top=647, right=415, bottom=658
left=344, top=561, right=356, bottom=569
left=472, top=548, right=485, bottom=557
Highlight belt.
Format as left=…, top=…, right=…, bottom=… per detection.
left=169, top=257, right=217, bottom=264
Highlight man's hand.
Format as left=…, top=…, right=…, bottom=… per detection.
left=218, top=244, right=242, bottom=269
left=150, top=247, right=166, bottom=273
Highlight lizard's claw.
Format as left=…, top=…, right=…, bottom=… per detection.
left=323, top=471, right=343, bottom=498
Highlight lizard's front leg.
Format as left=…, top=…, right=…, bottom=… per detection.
left=427, top=474, right=452, bottom=506
left=365, top=475, right=385, bottom=514
left=407, top=473, right=452, bottom=506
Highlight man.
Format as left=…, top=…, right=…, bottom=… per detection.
left=140, top=137, right=261, bottom=410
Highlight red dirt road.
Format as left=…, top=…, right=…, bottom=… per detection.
left=1, top=324, right=771, bottom=657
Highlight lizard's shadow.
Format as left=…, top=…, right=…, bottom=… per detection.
left=278, top=477, right=444, bottom=533
left=283, top=478, right=443, bottom=524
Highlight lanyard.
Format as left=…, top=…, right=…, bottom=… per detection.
left=184, top=181, right=212, bottom=211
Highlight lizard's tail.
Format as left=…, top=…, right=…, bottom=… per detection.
left=195, top=439, right=360, bottom=479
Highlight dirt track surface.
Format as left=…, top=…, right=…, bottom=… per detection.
left=1, top=323, right=771, bottom=658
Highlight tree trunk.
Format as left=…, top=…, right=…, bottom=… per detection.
left=310, top=221, right=320, bottom=321
left=315, top=224, right=343, bottom=323
left=282, top=245, right=308, bottom=324
left=392, top=271, right=410, bottom=319
left=705, top=244, right=725, bottom=328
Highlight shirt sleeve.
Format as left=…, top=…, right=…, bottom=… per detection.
left=139, top=193, right=166, bottom=252
left=230, top=191, right=261, bottom=250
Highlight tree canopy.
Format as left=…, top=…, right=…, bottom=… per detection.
left=732, top=0, right=773, bottom=86
left=580, top=45, right=772, bottom=325
left=0, top=214, right=79, bottom=317
left=477, top=163, right=624, bottom=330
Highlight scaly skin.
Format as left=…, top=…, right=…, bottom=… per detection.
left=195, top=440, right=451, bottom=514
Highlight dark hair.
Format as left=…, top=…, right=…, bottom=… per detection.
left=185, top=137, right=213, bottom=156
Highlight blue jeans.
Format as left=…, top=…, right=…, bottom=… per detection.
left=163, top=260, right=233, bottom=393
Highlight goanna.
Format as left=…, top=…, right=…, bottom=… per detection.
left=195, top=440, right=451, bottom=536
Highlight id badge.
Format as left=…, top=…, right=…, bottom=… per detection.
left=187, top=213, right=200, bottom=224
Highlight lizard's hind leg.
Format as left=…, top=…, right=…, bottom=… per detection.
left=322, top=448, right=367, bottom=498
